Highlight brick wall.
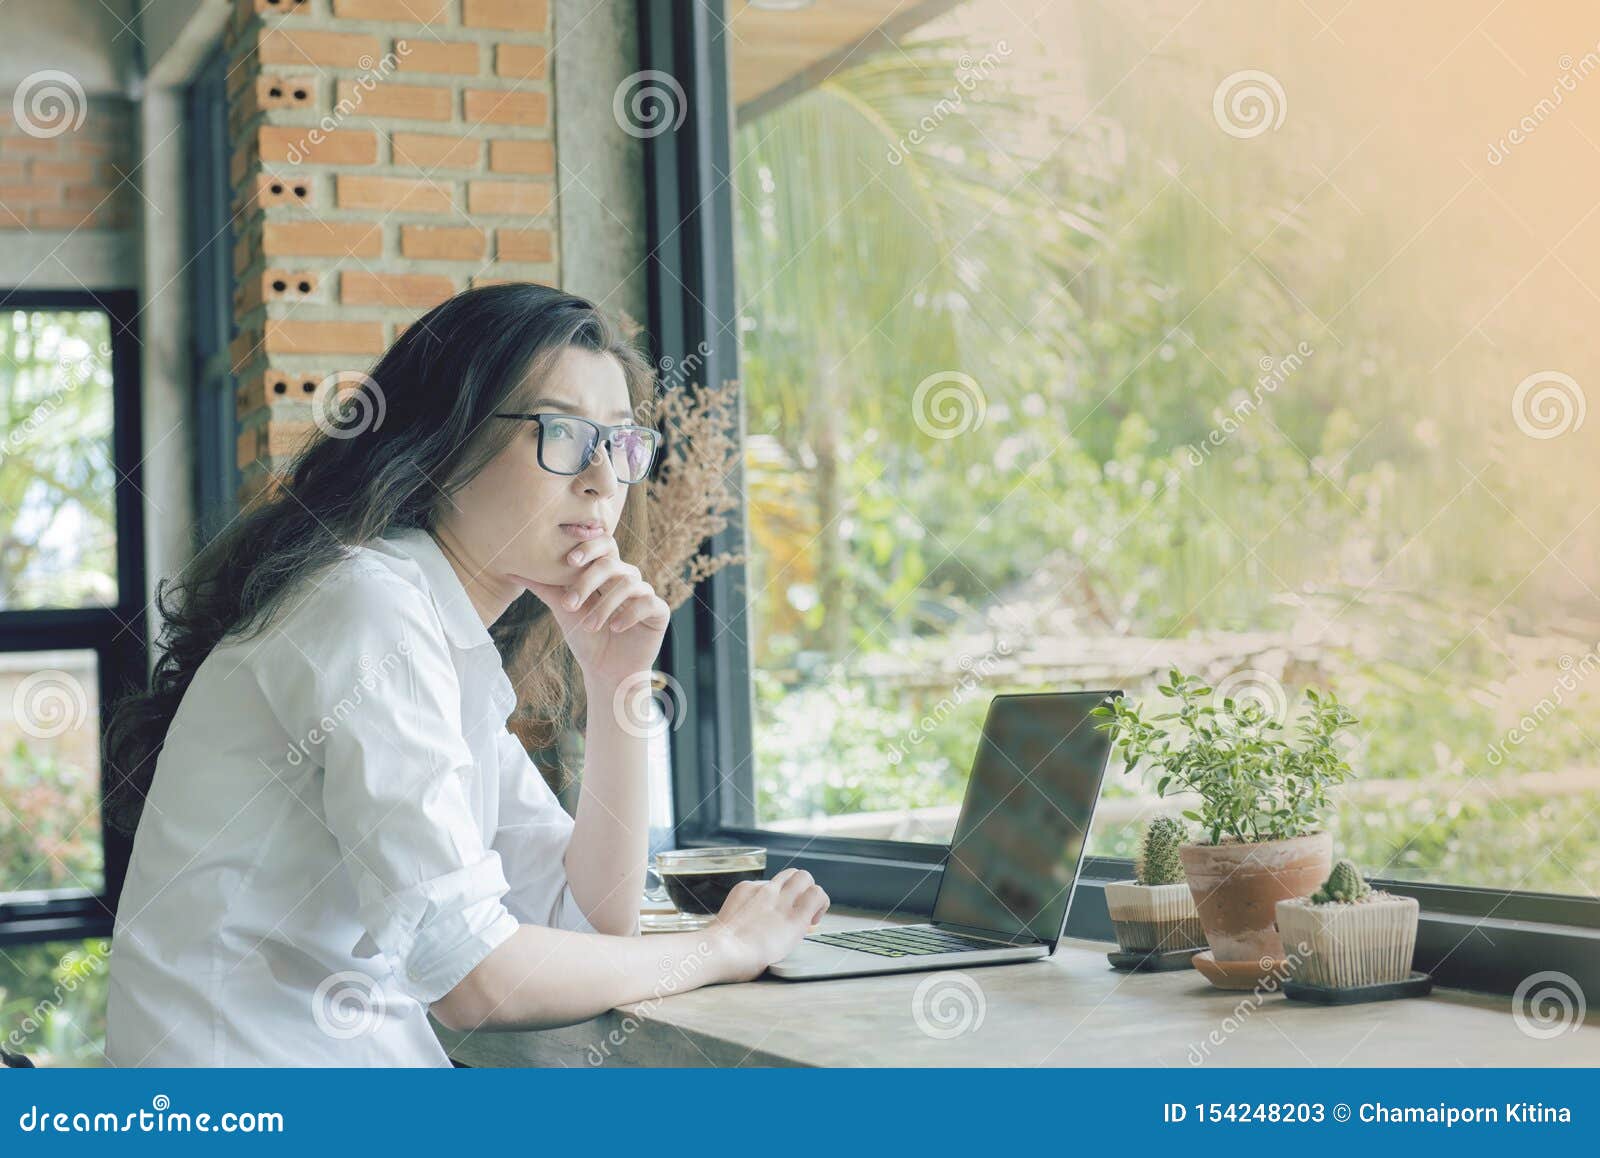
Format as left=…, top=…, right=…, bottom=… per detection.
left=224, top=0, right=559, bottom=507
left=0, top=96, right=135, bottom=231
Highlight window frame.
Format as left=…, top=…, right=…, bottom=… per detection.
left=188, top=46, right=239, bottom=533
left=641, top=0, right=1600, bottom=996
left=0, top=287, right=147, bottom=948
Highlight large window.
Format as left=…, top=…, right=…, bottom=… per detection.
left=651, top=0, right=1600, bottom=944
left=0, top=291, right=145, bottom=958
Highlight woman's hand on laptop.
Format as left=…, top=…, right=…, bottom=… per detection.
left=708, top=868, right=830, bottom=982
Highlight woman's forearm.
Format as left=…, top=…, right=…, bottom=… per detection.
left=435, top=923, right=747, bottom=1033
left=562, top=673, right=651, bottom=936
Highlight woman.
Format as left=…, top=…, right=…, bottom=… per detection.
left=102, top=283, right=828, bottom=1067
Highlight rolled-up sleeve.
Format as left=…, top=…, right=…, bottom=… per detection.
left=491, top=728, right=598, bottom=935
left=249, top=565, right=520, bottom=1006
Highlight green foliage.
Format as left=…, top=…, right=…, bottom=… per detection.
left=1092, top=670, right=1359, bottom=846
left=1312, top=858, right=1372, bottom=903
left=1135, top=816, right=1186, bottom=885
left=0, top=939, right=110, bottom=1066
left=1, top=739, right=103, bottom=892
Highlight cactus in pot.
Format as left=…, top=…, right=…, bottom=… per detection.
left=1103, top=817, right=1207, bottom=953
left=1276, top=859, right=1419, bottom=988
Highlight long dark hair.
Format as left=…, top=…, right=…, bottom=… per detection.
left=104, top=283, right=656, bottom=836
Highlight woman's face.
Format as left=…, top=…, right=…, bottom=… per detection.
left=446, top=345, right=638, bottom=594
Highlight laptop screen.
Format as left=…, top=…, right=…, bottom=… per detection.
left=931, top=691, right=1116, bottom=946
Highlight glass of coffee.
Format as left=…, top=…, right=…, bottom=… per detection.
left=653, top=846, right=767, bottom=915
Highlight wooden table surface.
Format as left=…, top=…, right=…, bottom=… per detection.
left=432, top=908, right=1600, bottom=1068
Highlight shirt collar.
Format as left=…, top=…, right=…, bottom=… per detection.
left=378, top=526, right=496, bottom=653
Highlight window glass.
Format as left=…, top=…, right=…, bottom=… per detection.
left=0, top=649, right=102, bottom=895
left=726, top=1, right=1600, bottom=897
left=0, top=309, right=117, bottom=609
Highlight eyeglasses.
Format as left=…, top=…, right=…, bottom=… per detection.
left=493, top=412, right=661, bottom=485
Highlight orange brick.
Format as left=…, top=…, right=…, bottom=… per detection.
left=470, top=275, right=548, bottom=290
left=392, top=132, right=480, bottom=170
left=0, top=137, right=58, bottom=159
left=463, top=89, right=547, bottom=127
left=401, top=224, right=486, bottom=260
left=258, top=27, right=383, bottom=69
left=495, top=44, right=548, bottom=79
left=262, top=220, right=383, bottom=259
left=337, top=174, right=454, bottom=214
left=468, top=180, right=552, bottom=216
left=31, top=207, right=105, bottom=229
left=393, top=39, right=480, bottom=74
left=488, top=138, right=554, bottom=175
left=497, top=228, right=552, bottom=263
left=463, top=0, right=547, bottom=30
left=0, top=184, right=54, bottom=206
left=336, top=80, right=452, bottom=121
left=238, top=369, right=326, bottom=413
left=243, top=172, right=315, bottom=215
left=30, top=160, right=98, bottom=182
left=238, top=269, right=321, bottom=313
left=237, top=420, right=319, bottom=471
left=332, top=0, right=451, bottom=19
left=263, top=319, right=387, bottom=357
left=258, top=126, right=379, bottom=166
left=341, top=271, right=456, bottom=308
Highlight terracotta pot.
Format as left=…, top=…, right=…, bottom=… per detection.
left=1103, top=881, right=1207, bottom=952
left=1276, top=893, right=1419, bottom=987
left=1178, top=832, right=1332, bottom=964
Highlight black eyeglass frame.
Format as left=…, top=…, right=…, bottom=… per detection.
left=492, top=411, right=662, bottom=484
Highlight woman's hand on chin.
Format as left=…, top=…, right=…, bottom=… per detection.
left=523, top=533, right=670, bottom=691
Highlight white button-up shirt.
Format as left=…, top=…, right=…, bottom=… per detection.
left=106, top=526, right=594, bottom=1067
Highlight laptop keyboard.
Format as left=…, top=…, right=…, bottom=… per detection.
left=805, top=924, right=1012, bottom=957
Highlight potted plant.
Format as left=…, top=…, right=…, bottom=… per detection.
left=1276, top=859, right=1420, bottom=992
left=1093, top=670, right=1358, bottom=989
left=1104, top=817, right=1207, bottom=957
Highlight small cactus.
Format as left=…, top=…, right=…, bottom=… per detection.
left=1135, top=817, right=1186, bottom=886
left=1311, top=858, right=1371, bottom=904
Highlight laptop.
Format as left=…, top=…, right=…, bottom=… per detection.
left=767, top=690, right=1119, bottom=981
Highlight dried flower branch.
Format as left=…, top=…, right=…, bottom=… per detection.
left=640, top=377, right=747, bottom=611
